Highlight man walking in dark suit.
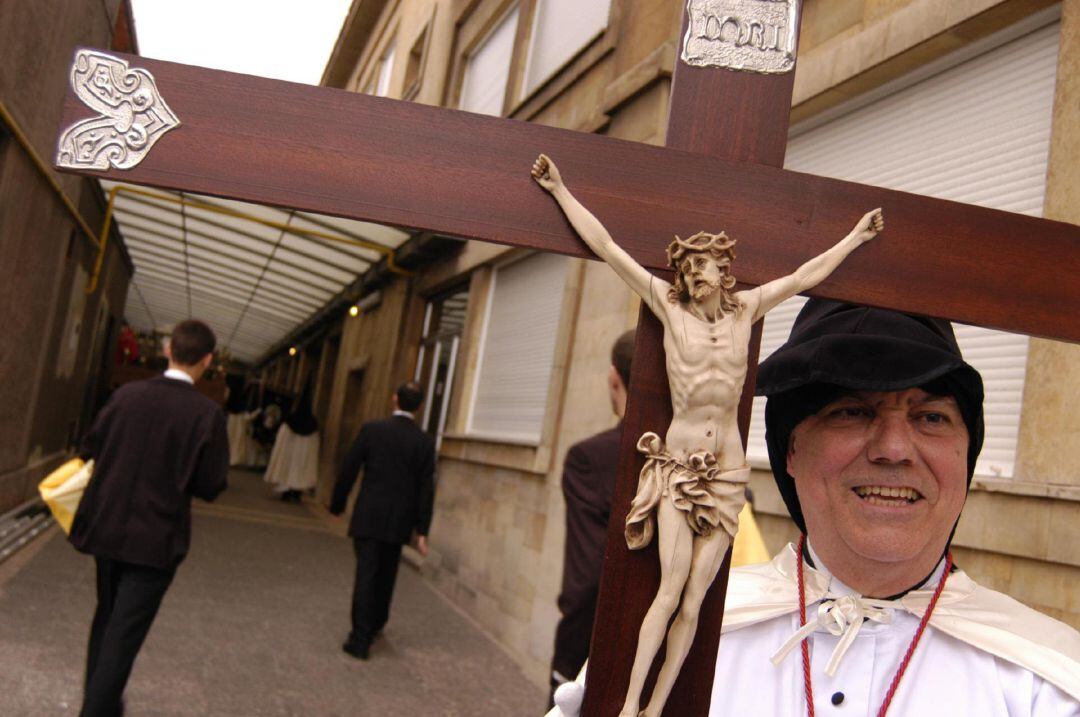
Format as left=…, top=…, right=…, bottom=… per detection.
left=331, top=381, right=436, bottom=660
left=549, top=330, right=634, bottom=703
left=70, top=320, right=229, bottom=717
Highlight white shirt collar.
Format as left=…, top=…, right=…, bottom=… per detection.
left=392, top=409, right=415, bottom=419
left=163, top=368, right=195, bottom=385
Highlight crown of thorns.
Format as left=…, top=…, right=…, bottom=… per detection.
left=666, top=231, right=737, bottom=269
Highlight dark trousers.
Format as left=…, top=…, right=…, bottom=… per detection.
left=548, top=594, right=596, bottom=707
left=80, top=557, right=176, bottom=717
left=349, top=537, right=403, bottom=645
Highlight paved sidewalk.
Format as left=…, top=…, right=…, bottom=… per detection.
left=0, top=471, right=544, bottom=716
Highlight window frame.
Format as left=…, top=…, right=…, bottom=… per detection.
left=437, top=250, right=584, bottom=475
left=447, top=0, right=623, bottom=119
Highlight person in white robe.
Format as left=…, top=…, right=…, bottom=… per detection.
left=549, top=300, right=1079, bottom=716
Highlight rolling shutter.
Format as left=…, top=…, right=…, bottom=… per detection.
left=459, top=5, right=520, bottom=116
left=468, top=252, right=570, bottom=443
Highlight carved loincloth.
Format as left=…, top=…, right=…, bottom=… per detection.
left=625, top=431, right=750, bottom=550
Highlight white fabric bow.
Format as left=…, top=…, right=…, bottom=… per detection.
left=771, top=594, right=897, bottom=676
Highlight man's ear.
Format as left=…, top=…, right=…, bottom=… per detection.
left=786, top=433, right=797, bottom=475
left=200, top=353, right=213, bottom=370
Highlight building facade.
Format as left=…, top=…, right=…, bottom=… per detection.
left=260, top=0, right=1080, bottom=687
left=0, top=0, right=135, bottom=515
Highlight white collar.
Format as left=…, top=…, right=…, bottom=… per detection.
left=163, top=368, right=194, bottom=385
left=392, top=409, right=415, bottom=419
left=771, top=541, right=950, bottom=676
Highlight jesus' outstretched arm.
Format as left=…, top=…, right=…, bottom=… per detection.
left=532, top=154, right=669, bottom=319
left=750, top=208, right=885, bottom=322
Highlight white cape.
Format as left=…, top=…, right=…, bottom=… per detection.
left=547, top=544, right=1080, bottom=716
left=722, top=544, right=1080, bottom=702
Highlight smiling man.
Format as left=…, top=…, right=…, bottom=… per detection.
left=707, top=299, right=1080, bottom=715
left=548, top=301, right=1079, bottom=717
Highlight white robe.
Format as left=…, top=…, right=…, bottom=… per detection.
left=227, top=411, right=260, bottom=467
left=547, top=544, right=1080, bottom=717
left=262, top=424, right=320, bottom=491
left=711, top=544, right=1080, bottom=716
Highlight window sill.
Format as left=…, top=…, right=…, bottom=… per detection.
left=438, top=432, right=550, bottom=475
left=971, top=477, right=1080, bottom=502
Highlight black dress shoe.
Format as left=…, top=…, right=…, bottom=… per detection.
left=342, top=639, right=370, bottom=660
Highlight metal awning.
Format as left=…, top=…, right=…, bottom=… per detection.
left=101, top=180, right=410, bottom=363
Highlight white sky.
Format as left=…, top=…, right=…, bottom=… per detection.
left=130, top=0, right=354, bottom=85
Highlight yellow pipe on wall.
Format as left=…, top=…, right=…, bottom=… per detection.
left=0, top=100, right=99, bottom=248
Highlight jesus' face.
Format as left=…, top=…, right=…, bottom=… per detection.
left=787, top=388, right=969, bottom=585
left=679, top=252, right=729, bottom=302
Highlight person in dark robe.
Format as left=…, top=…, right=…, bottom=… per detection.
left=225, top=373, right=251, bottom=466
left=71, top=320, right=228, bottom=717
left=548, top=330, right=635, bottom=703
left=264, top=374, right=320, bottom=503
left=330, top=381, right=436, bottom=660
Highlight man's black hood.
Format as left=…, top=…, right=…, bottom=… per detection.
left=755, top=299, right=985, bottom=533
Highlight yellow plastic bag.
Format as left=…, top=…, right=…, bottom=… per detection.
left=38, top=458, right=93, bottom=534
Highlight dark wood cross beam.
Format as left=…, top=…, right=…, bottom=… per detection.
left=56, top=7, right=1078, bottom=715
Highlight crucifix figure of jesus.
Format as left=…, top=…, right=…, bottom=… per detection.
left=531, top=154, right=883, bottom=716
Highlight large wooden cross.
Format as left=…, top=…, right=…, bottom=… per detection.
left=55, top=4, right=1077, bottom=715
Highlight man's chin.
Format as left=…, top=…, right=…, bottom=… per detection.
left=841, top=529, right=931, bottom=566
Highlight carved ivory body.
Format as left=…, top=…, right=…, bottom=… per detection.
left=663, top=299, right=753, bottom=465
left=530, top=154, right=882, bottom=717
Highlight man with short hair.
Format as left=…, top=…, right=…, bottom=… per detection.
left=550, top=329, right=635, bottom=702
left=331, top=381, right=436, bottom=660
left=72, top=320, right=229, bottom=717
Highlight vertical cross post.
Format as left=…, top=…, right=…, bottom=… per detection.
left=582, top=4, right=802, bottom=715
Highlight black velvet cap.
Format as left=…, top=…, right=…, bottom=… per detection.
left=756, top=299, right=985, bottom=533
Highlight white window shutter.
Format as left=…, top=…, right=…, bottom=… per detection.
left=524, top=0, right=611, bottom=95
left=747, top=23, right=1060, bottom=479
left=460, top=5, right=520, bottom=116
left=376, top=43, right=396, bottom=97
left=469, top=253, right=570, bottom=442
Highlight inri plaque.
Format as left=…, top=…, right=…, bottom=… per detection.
left=681, top=0, right=800, bottom=74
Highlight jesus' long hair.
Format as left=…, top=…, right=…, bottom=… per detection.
left=666, top=231, right=742, bottom=313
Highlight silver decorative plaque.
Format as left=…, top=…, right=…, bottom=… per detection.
left=57, top=50, right=180, bottom=171
left=681, top=0, right=800, bottom=74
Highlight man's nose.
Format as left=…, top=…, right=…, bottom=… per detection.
left=866, top=413, right=915, bottom=465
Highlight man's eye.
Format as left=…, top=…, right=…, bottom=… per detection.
left=917, top=412, right=951, bottom=425
left=827, top=406, right=872, bottom=420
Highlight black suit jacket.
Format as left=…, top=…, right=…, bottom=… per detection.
left=331, top=415, right=436, bottom=544
left=70, top=376, right=229, bottom=569
left=553, top=423, right=621, bottom=676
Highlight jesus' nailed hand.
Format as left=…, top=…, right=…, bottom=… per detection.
left=531, top=154, right=883, bottom=717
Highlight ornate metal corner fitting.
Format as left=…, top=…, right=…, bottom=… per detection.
left=56, top=50, right=180, bottom=171
left=681, top=0, right=800, bottom=74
